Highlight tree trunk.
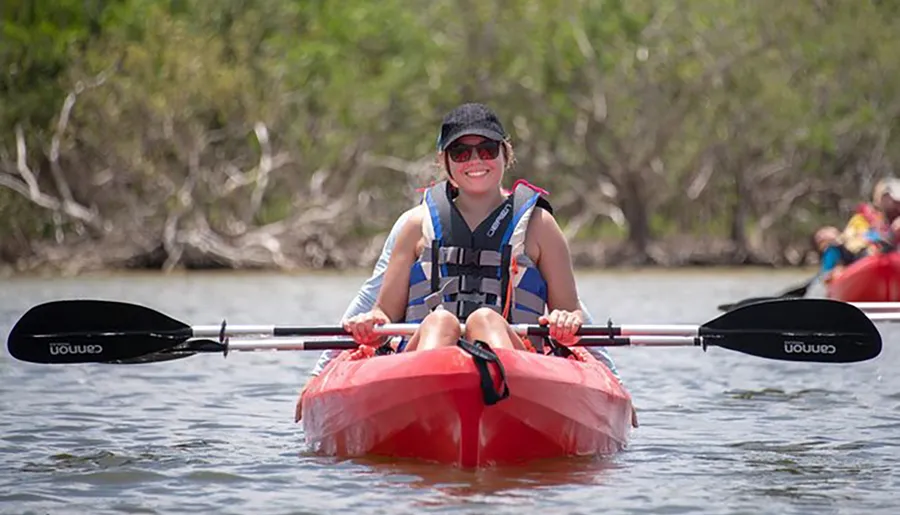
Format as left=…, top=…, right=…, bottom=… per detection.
left=729, top=165, right=750, bottom=262
left=619, top=170, right=652, bottom=263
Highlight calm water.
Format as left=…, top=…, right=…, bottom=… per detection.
left=1, top=269, right=897, bottom=515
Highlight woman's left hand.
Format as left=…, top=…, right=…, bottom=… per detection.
left=538, top=309, right=584, bottom=345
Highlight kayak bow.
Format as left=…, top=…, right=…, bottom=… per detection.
left=301, top=346, right=632, bottom=467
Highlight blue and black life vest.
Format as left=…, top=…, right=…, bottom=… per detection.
left=405, top=180, right=551, bottom=333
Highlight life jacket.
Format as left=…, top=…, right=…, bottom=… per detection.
left=405, top=180, right=550, bottom=345
left=842, top=203, right=889, bottom=255
left=855, top=203, right=887, bottom=233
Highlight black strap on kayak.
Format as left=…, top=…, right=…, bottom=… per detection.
left=374, top=340, right=395, bottom=356
left=544, top=338, right=574, bottom=359
left=456, top=338, right=509, bottom=405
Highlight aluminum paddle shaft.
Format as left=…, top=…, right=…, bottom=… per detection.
left=187, top=323, right=702, bottom=338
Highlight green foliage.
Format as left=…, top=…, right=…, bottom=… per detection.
left=0, top=0, right=120, bottom=130
left=2, top=0, right=900, bottom=266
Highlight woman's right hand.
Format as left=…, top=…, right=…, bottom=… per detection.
left=343, top=310, right=391, bottom=345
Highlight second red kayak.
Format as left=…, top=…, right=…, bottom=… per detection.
left=300, top=346, right=633, bottom=468
left=827, top=252, right=900, bottom=302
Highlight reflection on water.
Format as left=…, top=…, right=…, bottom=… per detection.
left=351, top=454, right=620, bottom=496
left=1, top=269, right=898, bottom=514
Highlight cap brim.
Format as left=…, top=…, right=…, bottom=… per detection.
left=439, top=128, right=505, bottom=150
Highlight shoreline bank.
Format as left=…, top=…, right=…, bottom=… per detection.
left=1, top=236, right=820, bottom=278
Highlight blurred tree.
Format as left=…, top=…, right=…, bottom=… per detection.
left=1, top=0, right=899, bottom=272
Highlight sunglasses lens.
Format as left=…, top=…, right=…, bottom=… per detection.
left=477, top=141, right=500, bottom=160
left=448, top=146, right=472, bottom=163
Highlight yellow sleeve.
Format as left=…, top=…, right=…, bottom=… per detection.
left=842, top=214, right=870, bottom=236
left=841, top=214, right=872, bottom=253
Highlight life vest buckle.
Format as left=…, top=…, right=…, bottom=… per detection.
left=458, top=275, right=483, bottom=293
left=456, top=292, right=489, bottom=304
left=457, top=248, right=481, bottom=266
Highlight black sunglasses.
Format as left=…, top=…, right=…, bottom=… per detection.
left=446, top=140, right=502, bottom=163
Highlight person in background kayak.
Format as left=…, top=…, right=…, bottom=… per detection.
left=813, top=226, right=858, bottom=283
left=300, top=103, right=636, bottom=426
left=813, top=177, right=900, bottom=281
left=842, top=178, right=900, bottom=251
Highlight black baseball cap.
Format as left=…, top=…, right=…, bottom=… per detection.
left=436, top=103, right=507, bottom=151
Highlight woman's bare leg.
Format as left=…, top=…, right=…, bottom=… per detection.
left=403, top=309, right=462, bottom=351
left=464, top=308, right=528, bottom=350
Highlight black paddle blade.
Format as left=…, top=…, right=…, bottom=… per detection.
left=716, top=297, right=777, bottom=312
left=717, top=279, right=815, bottom=312
left=7, top=300, right=193, bottom=364
left=701, top=298, right=881, bottom=363
left=107, top=339, right=229, bottom=364
left=780, top=281, right=812, bottom=298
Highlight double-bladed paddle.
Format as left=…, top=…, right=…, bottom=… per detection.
left=5, top=298, right=882, bottom=365
left=6, top=298, right=883, bottom=364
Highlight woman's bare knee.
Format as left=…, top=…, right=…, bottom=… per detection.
left=464, top=308, right=523, bottom=349
left=465, top=307, right=505, bottom=330
left=409, top=309, right=461, bottom=351
left=423, top=309, right=462, bottom=332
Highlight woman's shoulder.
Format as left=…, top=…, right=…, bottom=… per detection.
left=526, top=203, right=562, bottom=235
left=523, top=203, right=566, bottom=264
left=405, top=204, right=428, bottom=225
left=395, top=205, right=427, bottom=240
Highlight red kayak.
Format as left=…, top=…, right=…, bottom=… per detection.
left=827, top=252, right=900, bottom=302
left=300, top=346, right=633, bottom=468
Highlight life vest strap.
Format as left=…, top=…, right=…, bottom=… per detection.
left=410, top=276, right=497, bottom=304
left=419, top=276, right=503, bottom=308
left=420, top=246, right=504, bottom=267
left=408, top=279, right=545, bottom=321
left=407, top=302, right=501, bottom=322
left=512, top=288, right=545, bottom=314
left=429, top=241, right=440, bottom=293
left=499, top=245, right=513, bottom=320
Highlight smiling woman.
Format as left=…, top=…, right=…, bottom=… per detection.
left=303, top=104, right=625, bottom=378
left=341, top=103, right=590, bottom=354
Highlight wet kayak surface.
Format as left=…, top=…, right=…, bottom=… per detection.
left=1, top=269, right=897, bottom=515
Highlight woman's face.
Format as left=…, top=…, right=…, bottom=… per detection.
left=444, top=135, right=505, bottom=194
